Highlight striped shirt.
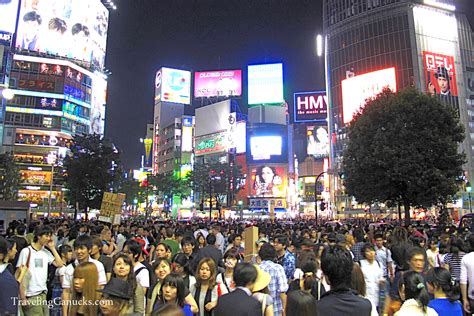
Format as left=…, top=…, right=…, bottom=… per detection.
left=443, top=252, right=466, bottom=281
left=260, top=260, right=288, bottom=316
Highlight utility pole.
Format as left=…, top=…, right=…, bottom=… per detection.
left=314, top=171, right=326, bottom=225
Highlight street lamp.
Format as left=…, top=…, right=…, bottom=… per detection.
left=467, top=182, right=472, bottom=213
left=46, top=151, right=58, bottom=216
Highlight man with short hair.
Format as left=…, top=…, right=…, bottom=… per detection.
left=162, top=227, right=180, bottom=256
left=259, top=242, right=288, bottom=316
left=16, top=225, right=65, bottom=316
left=123, top=239, right=150, bottom=294
left=460, top=234, right=474, bottom=314
left=274, top=235, right=296, bottom=281
left=91, top=236, right=113, bottom=282
left=11, top=223, right=28, bottom=267
left=212, top=225, right=225, bottom=254
left=316, top=245, right=372, bottom=316
left=214, top=262, right=261, bottom=316
left=199, top=233, right=223, bottom=268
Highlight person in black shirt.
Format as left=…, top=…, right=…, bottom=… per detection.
left=316, top=245, right=372, bottom=316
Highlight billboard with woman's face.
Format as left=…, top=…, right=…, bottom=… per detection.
left=250, top=165, right=287, bottom=198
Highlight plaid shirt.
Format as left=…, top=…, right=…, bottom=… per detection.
left=276, top=250, right=296, bottom=281
left=351, top=242, right=365, bottom=262
left=260, top=260, right=288, bottom=316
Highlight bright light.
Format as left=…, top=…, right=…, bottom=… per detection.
left=1, top=88, right=15, bottom=100
left=250, top=136, right=282, bottom=160
left=316, top=34, right=323, bottom=57
left=248, top=63, right=284, bottom=105
left=423, top=0, right=455, bottom=11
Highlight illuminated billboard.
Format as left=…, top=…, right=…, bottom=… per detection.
left=341, top=67, right=397, bottom=124
left=194, top=132, right=227, bottom=156
left=15, top=0, right=109, bottom=68
left=0, top=0, right=19, bottom=44
left=248, top=63, right=284, bottom=105
left=194, top=70, right=242, bottom=98
left=155, top=67, right=191, bottom=105
left=91, top=74, right=107, bottom=135
left=246, top=124, right=288, bottom=164
left=307, top=126, right=329, bottom=159
left=250, top=165, right=287, bottom=198
left=294, top=91, right=328, bottom=123
left=423, top=52, right=458, bottom=97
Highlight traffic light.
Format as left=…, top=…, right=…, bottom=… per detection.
left=320, top=201, right=326, bottom=212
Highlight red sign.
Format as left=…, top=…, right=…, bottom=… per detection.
left=423, top=51, right=458, bottom=97
left=18, top=79, right=55, bottom=92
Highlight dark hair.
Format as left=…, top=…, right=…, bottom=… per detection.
left=48, top=17, right=67, bottom=33
left=180, top=236, right=195, bottom=248
left=468, top=234, right=474, bottom=251
left=449, top=238, right=467, bottom=260
left=91, top=236, right=103, bottom=249
left=152, top=258, right=172, bottom=279
left=74, top=234, right=93, bottom=250
left=258, top=243, right=277, bottom=261
left=399, top=271, right=430, bottom=311
left=361, top=242, right=375, bottom=259
left=374, top=233, right=384, bottom=240
left=425, top=267, right=460, bottom=303
left=156, top=242, right=171, bottom=253
left=233, top=262, right=257, bottom=287
left=228, top=233, right=242, bottom=244
left=206, top=234, right=216, bottom=245
left=407, top=246, right=426, bottom=261
left=153, top=302, right=185, bottom=316
left=224, top=248, right=241, bottom=261
left=353, top=228, right=365, bottom=243
left=124, top=239, right=142, bottom=261
left=16, top=224, right=26, bottom=235
left=274, top=235, right=289, bottom=247
left=112, top=253, right=137, bottom=296
left=159, top=273, right=186, bottom=307
left=33, top=225, right=52, bottom=242
left=23, top=11, right=42, bottom=24
left=0, top=237, right=10, bottom=258
left=351, top=263, right=366, bottom=296
left=59, top=244, right=73, bottom=256
left=320, top=245, right=353, bottom=290
left=286, top=290, right=318, bottom=316
left=71, top=23, right=90, bottom=36
left=171, top=253, right=192, bottom=276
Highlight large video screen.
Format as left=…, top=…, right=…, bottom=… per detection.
left=246, top=123, right=287, bottom=164
left=250, top=165, right=287, bottom=198
left=248, top=63, right=284, bottom=105
left=15, top=0, right=109, bottom=69
left=0, top=0, right=20, bottom=44
left=155, top=67, right=191, bottom=105
left=194, top=70, right=242, bottom=98
left=341, top=67, right=397, bottom=124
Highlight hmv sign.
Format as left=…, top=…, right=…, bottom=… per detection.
left=293, top=91, right=328, bottom=123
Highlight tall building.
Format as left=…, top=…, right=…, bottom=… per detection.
left=323, top=0, right=474, bottom=212
left=0, top=0, right=112, bottom=211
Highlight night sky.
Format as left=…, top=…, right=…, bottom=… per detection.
left=105, top=0, right=325, bottom=169
left=105, top=0, right=474, bottom=170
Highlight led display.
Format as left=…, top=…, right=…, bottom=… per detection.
left=294, top=91, right=328, bottom=123
left=250, top=165, right=287, bottom=198
left=248, top=63, right=284, bottom=105
left=246, top=124, right=287, bottom=164
left=155, top=67, right=191, bottom=105
left=194, top=70, right=242, bottom=98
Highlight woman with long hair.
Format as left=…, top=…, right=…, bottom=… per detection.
left=288, top=260, right=326, bottom=300
left=196, top=233, right=207, bottom=249
left=395, top=271, right=437, bottom=316
left=172, top=253, right=196, bottom=290
left=159, top=273, right=198, bottom=316
left=442, top=238, right=467, bottom=281
left=70, top=262, right=99, bottom=316
left=147, top=258, right=173, bottom=314
left=216, top=249, right=240, bottom=293
left=190, top=258, right=226, bottom=316
left=111, top=253, right=144, bottom=314
left=426, top=267, right=463, bottom=316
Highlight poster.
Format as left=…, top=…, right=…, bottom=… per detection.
left=423, top=51, right=458, bottom=97
left=250, top=165, right=287, bottom=198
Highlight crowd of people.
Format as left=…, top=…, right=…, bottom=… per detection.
left=0, top=217, right=472, bottom=316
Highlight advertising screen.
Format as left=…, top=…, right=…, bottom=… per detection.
left=423, top=51, right=458, bottom=97
left=0, top=0, right=19, bottom=44
left=90, top=74, right=107, bottom=135
left=250, top=165, right=287, bottom=198
left=181, top=125, right=193, bottom=152
left=194, top=70, right=242, bottom=98
left=15, top=0, right=109, bottom=68
left=248, top=63, right=284, bottom=105
left=294, top=91, right=328, bottom=123
left=194, top=132, right=227, bottom=156
left=307, top=126, right=329, bottom=159
left=155, top=67, right=191, bottom=105
left=341, top=67, right=397, bottom=124
left=246, top=124, right=287, bottom=164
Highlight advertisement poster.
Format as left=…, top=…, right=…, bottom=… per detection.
left=194, top=70, right=242, bottom=98
left=248, top=63, right=284, bottom=105
left=90, top=75, right=107, bottom=135
left=155, top=67, right=191, bottom=105
left=423, top=51, right=458, bottom=97
left=0, top=0, right=20, bottom=44
left=250, top=165, right=287, bottom=198
left=293, top=91, right=328, bottom=123
left=16, top=0, right=109, bottom=68
left=307, top=126, right=329, bottom=159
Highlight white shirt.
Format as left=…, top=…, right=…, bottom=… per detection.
left=17, top=246, right=54, bottom=296
left=134, top=263, right=150, bottom=289
left=62, top=257, right=107, bottom=289
left=394, top=299, right=438, bottom=316
left=215, top=232, right=225, bottom=254
left=360, top=259, right=384, bottom=307
left=460, top=252, right=474, bottom=299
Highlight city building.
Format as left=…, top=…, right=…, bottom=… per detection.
left=323, top=0, right=474, bottom=213
left=0, top=0, right=112, bottom=212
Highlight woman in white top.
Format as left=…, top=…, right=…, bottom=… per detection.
left=395, top=271, right=438, bottom=316
left=216, top=248, right=241, bottom=293
left=359, top=243, right=385, bottom=308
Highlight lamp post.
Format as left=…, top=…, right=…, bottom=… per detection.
left=46, top=151, right=57, bottom=216
left=467, top=182, right=472, bottom=213
left=314, top=171, right=326, bottom=225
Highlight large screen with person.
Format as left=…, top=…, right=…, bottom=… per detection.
left=15, top=0, right=109, bottom=69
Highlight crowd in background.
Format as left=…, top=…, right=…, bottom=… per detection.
left=0, top=217, right=472, bottom=316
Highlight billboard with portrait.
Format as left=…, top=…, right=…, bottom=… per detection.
left=307, top=125, right=329, bottom=159
left=246, top=123, right=288, bottom=164
left=294, top=91, right=328, bottom=123
left=90, top=74, right=107, bottom=135
left=0, top=0, right=20, bottom=44
left=194, top=70, right=242, bottom=98
left=250, top=165, right=287, bottom=198
left=248, top=63, right=284, bottom=105
left=155, top=67, right=191, bottom=105
left=341, top=67, right=397, bottom=124
left=15, top=0, right=109, bottom=69
left=423, top=51, right=458, bottom=97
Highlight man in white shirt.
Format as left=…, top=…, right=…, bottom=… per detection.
left=359, top=243, right=385, bottom=309
left=124, top=239, right=150, bottom=294
left=62, top=235, right=107, bottom=315
left=212, top=224, right=225, bottom=254
left=16, top=225, right=65, bottom=316
left=460, top=234, right=474, bottom=314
